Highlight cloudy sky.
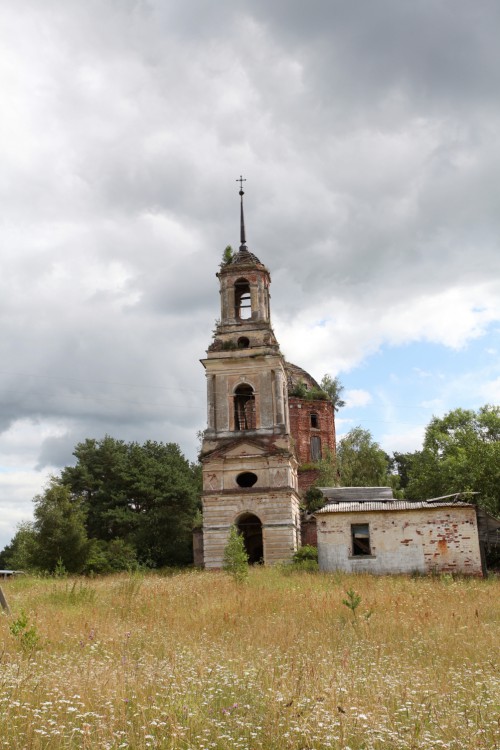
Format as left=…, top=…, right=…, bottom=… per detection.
left=1, top=0, right=499, bottom=549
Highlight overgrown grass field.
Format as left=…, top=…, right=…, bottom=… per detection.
left=1, top=569, right=499, bottom=749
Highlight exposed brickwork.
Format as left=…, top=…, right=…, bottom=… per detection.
left=298, top=468, right=320, bottom=493
left=289, top=397, right=335, bottom=464
left=301, top=517, right=318, bottom=547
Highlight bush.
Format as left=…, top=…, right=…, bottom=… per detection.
left=289, top=381, right=329, bottom=401
left=279, top=545, right=320, bottom=574
left=293, top=545, right=318, bottom=563
left=84, top=539, right=138, bottom=575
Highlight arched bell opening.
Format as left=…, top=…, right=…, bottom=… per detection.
left=234, top=278, right=252, bottom=320
left=234, top=384, right=256, bottom=431
left=236, top=512, right=263, bottom=565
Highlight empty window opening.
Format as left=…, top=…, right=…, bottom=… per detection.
left=234, top=384, right=256, bottom=430
left=238, top=336, right=250, bottom=348
left=310, top=412, right=319, bottom=429
left=352, top=524, right=371, bottom=556
left=236, top=512, right=263, bottom=564
left=235, top=279, right=252, bottom=320
left=310, top=435, right=322, bottom=461
left=236, top=472, right=258, bottom=488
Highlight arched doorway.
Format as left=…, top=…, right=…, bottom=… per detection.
left=236, top=512, right=263, bottom=564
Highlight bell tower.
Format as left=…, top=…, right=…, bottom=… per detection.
left=200, top=180, right=301, bottom=567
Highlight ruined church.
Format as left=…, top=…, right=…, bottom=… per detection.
left=200, top=184, right=335, bottom=567
left=198, top=183, right=487, bottom=576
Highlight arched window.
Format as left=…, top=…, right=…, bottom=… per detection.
left=234, top=278, right=252, bottom=320
left=234, top=384, right=256, bottom=430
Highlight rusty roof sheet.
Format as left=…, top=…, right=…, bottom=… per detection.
left=316, top=500, right=474, bottom=514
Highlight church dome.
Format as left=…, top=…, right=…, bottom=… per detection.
left=229, top=246, right=262, bottom=265
left=285, top=362, right=321, bottom=394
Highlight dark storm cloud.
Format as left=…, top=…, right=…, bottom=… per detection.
left=248, top=0, right=500, bottom=106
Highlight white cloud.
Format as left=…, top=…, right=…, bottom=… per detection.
left=379, top=425, right=427, bottom=456
left=344, top=390, right=372, bottom=408
left=480, top=377, right=500, bottom=403
left=0, top=470, right=52, bottom=550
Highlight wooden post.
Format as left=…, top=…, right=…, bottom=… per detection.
left=0, top=585, right=10, bottom=614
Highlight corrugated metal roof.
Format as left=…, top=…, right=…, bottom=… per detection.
left=317, top=500, right=474, bottom=514
left=319, top=487, right=394, bottom=502
left=425, top=492, right=479, bottom=503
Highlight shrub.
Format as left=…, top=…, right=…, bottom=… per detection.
left=223, top=526, right=249, bottom=583
left=84, top=539, right=138, bottom=575
left=293, top=545, right=318, bottom=563
left=9, top=610, right=40, bottom=652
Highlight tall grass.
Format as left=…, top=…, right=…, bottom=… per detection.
left=0, top=569, right=499, bottom=749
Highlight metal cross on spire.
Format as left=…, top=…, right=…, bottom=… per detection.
left=236, top=175, right=247, bottom=248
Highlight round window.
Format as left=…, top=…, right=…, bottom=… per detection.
left=236, top=472, right=258, bottom=488
left=238, top=336, right=250, bottom=348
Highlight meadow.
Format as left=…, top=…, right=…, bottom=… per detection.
left=0, top=569, right=499, bottom=750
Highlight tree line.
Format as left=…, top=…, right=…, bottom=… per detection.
left=307, top=404, right=500, bottom=518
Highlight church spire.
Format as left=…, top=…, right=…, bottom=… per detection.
left=225, top=176, right=261, bottom=266
left=236, top=175, right=247, bottom=250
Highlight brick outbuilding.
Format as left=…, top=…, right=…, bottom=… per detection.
left=316, top=487, right=484, bottom=576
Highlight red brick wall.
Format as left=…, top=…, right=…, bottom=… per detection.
left=298, top=468, right=320, bottom=493
left=289, top=397, right=336, bottom=466
left=301, top=517, right=318, bottom=547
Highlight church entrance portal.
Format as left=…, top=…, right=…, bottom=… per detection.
left=236, top=513, right=263, bottom=564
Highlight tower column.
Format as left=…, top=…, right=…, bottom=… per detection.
left=207, top=375, right=216, bottom=431
left=275, top=369, right=285, bottom=426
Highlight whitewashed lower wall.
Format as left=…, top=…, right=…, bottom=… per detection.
left=317, top=506, right=482, bottom=576
left=203, top=490, right=301, bottom=568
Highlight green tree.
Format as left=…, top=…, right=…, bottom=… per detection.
left=221, top=245, right=234, bottom=265
left=31, top=480, right=90, bottom=573
left=320, top=374, right=346, bottom=412
left=392, top=451, right=419, bottom=491
left=405, top=406, right=500, bottom=514
left=61, top=437, right=200, bottom=567
left=223, top=526, right=249, bottom=583
left=315, top=448, right=338, bottom=487
left=336, top=427, right=392, bottom=487
left=60, top=436, right=131, bottom=541
left=0, top=522, right=38, bottom=570
left=84, top=539, right=138, bottom=574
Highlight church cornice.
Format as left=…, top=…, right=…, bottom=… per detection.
left=200, top=435, right=294, bottom=462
